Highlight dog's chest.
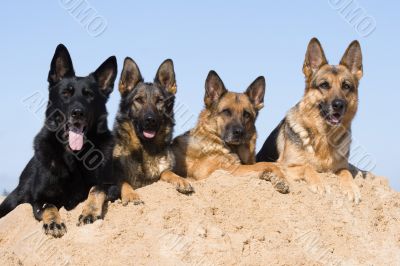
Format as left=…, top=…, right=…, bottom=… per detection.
left=304, top=128, right=351, bottom=172
left=282, top=121, right=351, bottom=172
left=141, top=150, right=173, bottom=179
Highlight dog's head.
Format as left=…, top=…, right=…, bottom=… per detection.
left=302, top=38, right=362, bottom=127
left=46, top=44, right=117, bottom=151
left=118, top=58, right=176, bottom=143
left=203, top=71, right=265, bottom=145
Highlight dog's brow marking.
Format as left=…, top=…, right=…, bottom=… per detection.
left=331, top=66, right=338, bottom=75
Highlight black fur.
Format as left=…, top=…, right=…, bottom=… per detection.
left=256, top=119, right=284, bottom=162
left=0, top=44, right=117, bottom=220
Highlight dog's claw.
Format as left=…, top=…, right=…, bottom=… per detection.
left=77, top=214, right=102, bottom=226
left=274, top=179, right=290, bottom=194
left=341, top=181, right=361, bottom=204
left=43, top=221, right=67, bottom=238
left=176, top=182, right=195, bottom=194
left=260, top=172, right=290, bottom=194
left=121, top=191, right=144, bottom=206
left=122, top=199, right=144, bottom=206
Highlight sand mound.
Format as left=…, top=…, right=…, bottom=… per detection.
left=0, top=172, right=399, bottom=265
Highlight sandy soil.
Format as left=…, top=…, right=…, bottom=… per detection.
left=0, top=171, right=399, bottom=266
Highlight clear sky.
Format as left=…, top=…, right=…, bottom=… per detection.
left=0, top=1, right=399, bottom=192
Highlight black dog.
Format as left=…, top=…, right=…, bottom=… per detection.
left=0, top=44, right=117, bottom=237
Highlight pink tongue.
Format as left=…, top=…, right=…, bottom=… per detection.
left=331, top=115, right=340, bottom=123
left=143, top=130, right=156, bottom=139
left=68, top=130, right=84, bottom=151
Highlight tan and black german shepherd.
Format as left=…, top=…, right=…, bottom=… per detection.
left=257, top=38, right=363, bottom=203
left=113, top=58, right=194, bottom=205
left=172, top=70, right=289, bottom=193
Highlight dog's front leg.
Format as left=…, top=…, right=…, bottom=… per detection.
left=78, top=186, right=107, bottom=225
left=226, top=162, right=290, bottom=194
left=120, top=181, right=143, bottom=205
left=33, top=203, right=67, bottom=238
left=336, top=168, right=361, bottom=204
left=285, top=164, right=328, bottom=195
left=160, top=170, right=194, bottom=194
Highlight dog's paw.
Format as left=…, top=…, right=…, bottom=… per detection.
left=260, top=172, right=290, bottom=194
left=308, top=181, right=330, bottom=195
left=121, top=191, right=144, bottom=206
left=341, top=180, right=361, bottom=204
left=176, top=179, right=195, bottom=194
left=274, top=178, right=290, bottom=194
left=43, top=221, right=67, bottom=238
left=77, top=214, right=102, bottom=225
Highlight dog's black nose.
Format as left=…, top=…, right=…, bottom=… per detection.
left=332, top=99, right=346, bottom=112
left=71, top=108, right=84, bottom=119
left=144, top=116, right=157, bottom=128
left=232, top=126, right=244, bottom=138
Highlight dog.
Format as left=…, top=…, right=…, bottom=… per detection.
left=171, top=70, right=289, bottom=193
left=257, top=38, right=363, bottom=203
left=112, top=57, right=194, bottom=205
left=0, top=44, right=118, bottom=237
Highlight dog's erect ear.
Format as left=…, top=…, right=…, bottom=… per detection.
left=93, top=56, right=117, bottom=96
left=204, top=70, right=227, bottom=108
left=119, top=57, right=143, bottom=96
left=48, top=44, right=75, bottom=86
left=155, top=59, right=176, bottom=94
left=303, top=38, right=328, bottom=78
left=246, top=76, right=265, bottom=110
left=340, top=40, right=363, bottom=80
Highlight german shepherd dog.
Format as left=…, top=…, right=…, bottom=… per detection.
left=112, top=58, right=194, bottom=205
left=172, top=71, right=289, bottom=193
left=257, top=38, right=363, bottom=203
left=0, top=44, right=118, bottom=237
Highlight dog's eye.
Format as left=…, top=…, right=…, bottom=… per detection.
left=62, top=86, right=74, bottom=97
left=243, top=110, right=251, bottom=119
left=83, top=88, right=94, bottom=99
left=135, top=97, right=144, bottom=104
left=342, top=82, right=352, bottom=91
left=319, top=82, right=330, bottom=90
left=221, top=109, right=231, bottom=116
left=156, top=98, right=164, bottom=105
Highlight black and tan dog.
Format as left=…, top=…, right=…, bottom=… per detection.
left=257, top=38, right=363, bottom=203
left=0, top=44, right=118, bottom=236
left=172, top=71, right=289, bottom=193
left=113, top=58, right=194, bottom=205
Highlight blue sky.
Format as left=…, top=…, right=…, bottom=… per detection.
left=0, top=1, right=399, bottom=192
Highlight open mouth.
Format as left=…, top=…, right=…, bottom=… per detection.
left=142, top=130, right=157, bottom=139
left=66, top=122, right=87, bottom=151
left=224, top=137, right=243, bottom=146
left=326, top=112, right=343, bottom=126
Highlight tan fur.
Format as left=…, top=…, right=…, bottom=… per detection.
left=113, top=58, right=193, bottom=205
left=173, top=85, right=290, bottom=194
left=42, top=205, right=66, bottom=237
left=269, top=38, right=363, bottom=203
left=78, top=186, right=107, bottom=225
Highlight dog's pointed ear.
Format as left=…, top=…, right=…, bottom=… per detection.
left=93, top=56, right=117, bottom=97
left=303, top=38, right=328, bottom=78
left=48, top=44, right=75, bottom=86
left=155, top=59, right=176, bottom=94
left=246, top=76, right=265, bottom=110
left=204, top=70, right=227, bottom=108
left=119, top=57, right=143, bottom=96
left=340, top=40, right=363, bottom=80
